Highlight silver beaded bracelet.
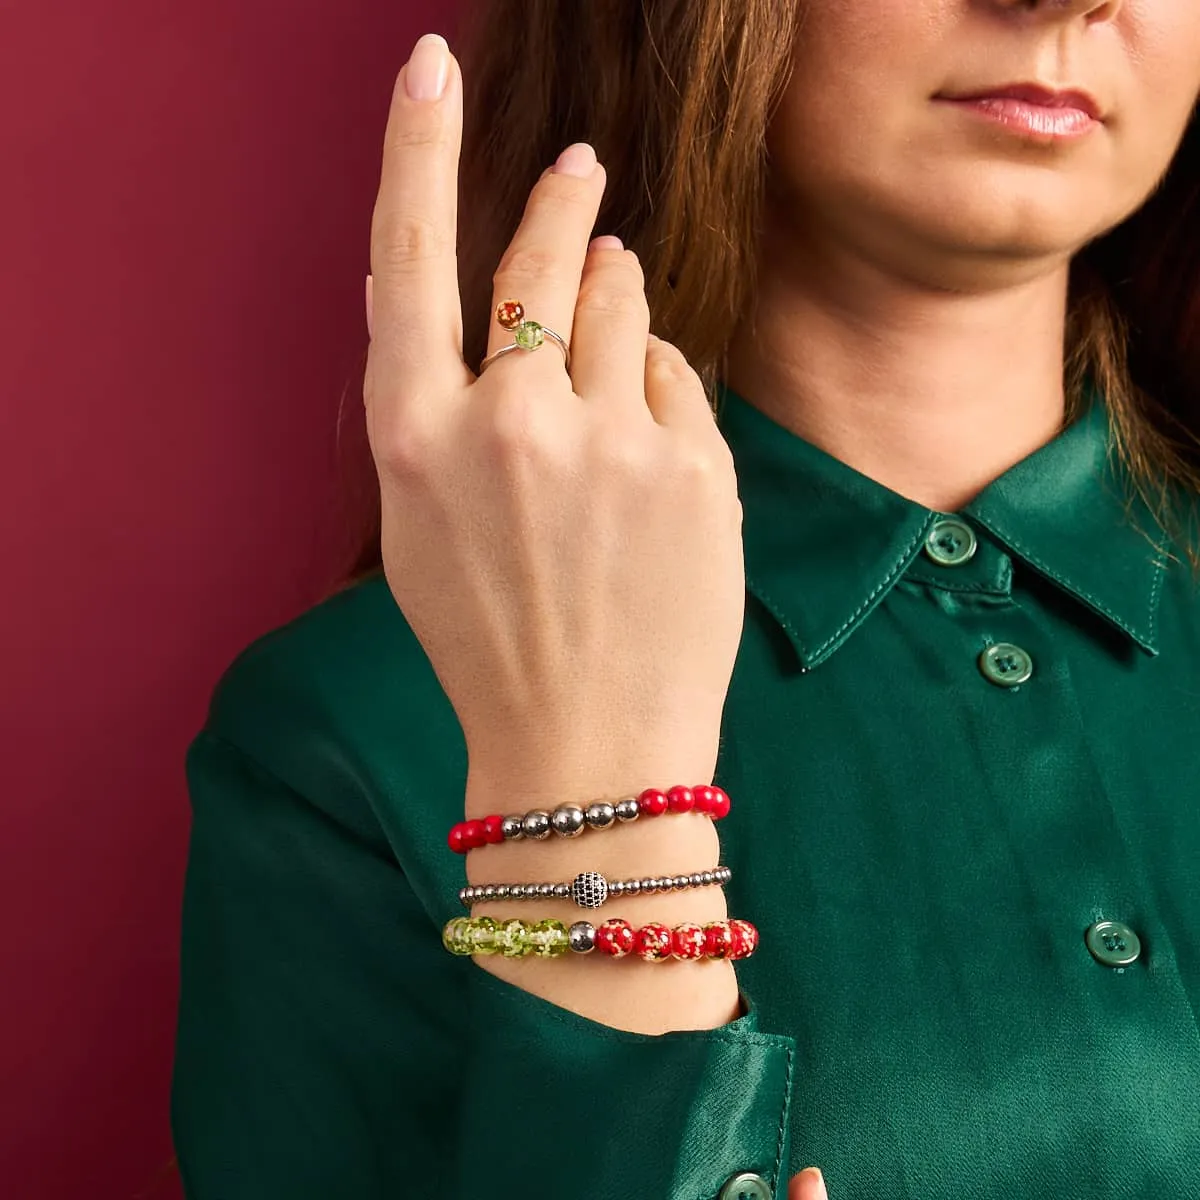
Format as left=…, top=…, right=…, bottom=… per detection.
left=459, top=865, right=732, bottom=910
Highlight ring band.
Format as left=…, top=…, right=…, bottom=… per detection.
left=478, top=298, right=570, bottom=374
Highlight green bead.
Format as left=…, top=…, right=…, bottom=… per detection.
left=528, top=918, right=569, bottom=958
left=442, top=917, right=473, bottom=955
left=499, top=919, right=532, bottom=957
left=468, top=916, right=501, bottom=955
left=514, top=321, right=545, bottom=350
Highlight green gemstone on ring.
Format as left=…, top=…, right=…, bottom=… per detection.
left=514, top=321, right=545, bottom=351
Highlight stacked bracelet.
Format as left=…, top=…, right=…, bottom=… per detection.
left=447, top=784, right=731, bottom=854
left=443, top=915, right=758, bottom=961
left=459, top=865, right=732, bottom=909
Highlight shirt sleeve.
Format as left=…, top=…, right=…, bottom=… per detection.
left=171, top=728, right=796, bottom=1200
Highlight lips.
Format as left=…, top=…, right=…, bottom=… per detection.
left=939, top=83, right=1102, bottom=121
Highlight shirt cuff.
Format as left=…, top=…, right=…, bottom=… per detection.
left=452, top=961, right=796, bottom=1200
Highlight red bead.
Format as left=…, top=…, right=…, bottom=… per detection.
left=666, top=785, right=695, bottom=814
left=670, top=922, right=707, bottom=961
left=482, top=814, right=506, bottom=844
left=462, top=819, right=487, bottom=849
left=710, top=787, right=731, bottom=819
left=595, top=919, right=635, bottom=957
left=447, top=824, right=469, bottom=854
left=638, top=788, right=669, bottom=816
left=633, top=922, right=673, bottom=961
left=728, top=919, right=759, bottom=960
left=495, top=299, right=524, bottom=329
left=691, top=785, right=715, bottom=814
left=703, top=920, right=735, bottom=959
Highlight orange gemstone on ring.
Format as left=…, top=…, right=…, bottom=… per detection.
left=495, top=300, right=524, bottom=329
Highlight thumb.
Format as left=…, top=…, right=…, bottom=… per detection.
left=789, top=1167, right=828, bottom=1200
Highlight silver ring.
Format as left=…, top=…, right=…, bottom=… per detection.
left=478, top=298, right=570, bottom=374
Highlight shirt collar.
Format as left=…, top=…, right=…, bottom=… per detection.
left=715, top=379, right=1170, bottom=671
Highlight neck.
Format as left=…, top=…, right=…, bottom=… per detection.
left=722, top=216, right=1072, bottom=514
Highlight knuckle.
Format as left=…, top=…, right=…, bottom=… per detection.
left=494, top=242, right=560, bottom=284
left=372, top=208, right=451, bottom=270
left=377, top=415, right=437, bottom=479
left=488, top=390, right=547, bottom=454
left=577, top=281, right=648, bottom=321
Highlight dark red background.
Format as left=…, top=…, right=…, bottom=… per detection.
left=0, top=3, right=459, bottom=1195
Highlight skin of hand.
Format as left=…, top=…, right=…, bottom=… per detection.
left=790, top=1167, right=828, bottom=1200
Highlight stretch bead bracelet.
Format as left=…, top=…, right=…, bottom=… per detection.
left=459, top=865, right=732, bottom=909
left=442, top=915, right=759, bottom=961
left=447, top=784, right=732, bottom=854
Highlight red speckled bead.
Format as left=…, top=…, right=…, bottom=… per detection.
left=447, top=824, right=469, bottom=854
left=461, top=819, right=487, bottom=849
left=666, top=785, right=695, bottom=814
left=633, top=923, right=674, bottom=961
left=709, top=787, right=731, bottom=819
left=595, top=919, right=635, bottom=957
left=728, top=919, right=759, bottom=960
left=637, top=788, right=669, bottom=816
left=495, top=299, right=524, bottom=328
left=703, top=920, right=735, bottom=959
left=482, top=814, right=506, bottom=844
left=670, top=922, right=707, bottom=961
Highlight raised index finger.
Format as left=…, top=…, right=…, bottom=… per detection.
left=369, top=33, right=465, bottom=401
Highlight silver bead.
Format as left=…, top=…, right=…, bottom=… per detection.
left=701, top=870, right=714, bottom=885
left=509, top=884, right=524, bottom=898
left=571, top=871, right=609, bottom=909
left=501, top=815, right=525, bottom=840
left=495, top=884, right=511, bottom=898
left=550, top=804, right=586, bottom=837
left=626, top=879, right=642, bottom=895
left=615, top=797, right=640, bottom=822
left=568, top=921, right=596, bottom=953
left=523, top=810, right=552, bottom=839
left=538, top=883, right=555, bottom=897
left=458, top=887, right=467, bottom=902
left=609, top=880, right=625, bottom=894
left=484, top=885, right=497, bottom=899
left=689, top=873, right=703, bottom=887
left=583, top=801, right=616, bottom=829
left=645, top=877, right=661, bottom=892
left=553, top=882, right=570, bottom=898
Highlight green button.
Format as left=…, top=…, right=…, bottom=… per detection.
left=978, top=642, right=1033, bottom=687
left=718, top=1172, right=773, bottom=1200
left=1086, top=920, right=1142, bottom=967
left=925, top=517, right=977, bottom=566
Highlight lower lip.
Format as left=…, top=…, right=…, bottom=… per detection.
left=940, top=97, right=1098, bottom=141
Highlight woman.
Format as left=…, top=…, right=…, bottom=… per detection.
left=170, top=3, right=1200, bottom=1197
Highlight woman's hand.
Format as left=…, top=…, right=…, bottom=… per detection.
left=363, top=33, right=745, bottom=794
left=790, top=1167, right=829, bottom=1200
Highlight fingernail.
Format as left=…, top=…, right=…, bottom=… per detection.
left=365, top=274, right=374, bottom=339
left=405, top=33, right=450, bottom=101
left=553, top=142, right=597, bottom=178
left=588, top=235, right=624, bottom=252
left=811, top=1168, right=828, bottom=1200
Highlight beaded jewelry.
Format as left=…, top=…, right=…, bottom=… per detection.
left=459, top=865, right=732, bottom=909
left=442, top=915, right=758, bottom=962
left=447, top=784, right=731, bottom=854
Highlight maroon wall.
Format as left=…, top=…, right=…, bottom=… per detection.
left=0, top=3, right=460, bottom=1195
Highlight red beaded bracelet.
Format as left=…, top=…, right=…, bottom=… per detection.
left=447, top=784, right=731, bottom=854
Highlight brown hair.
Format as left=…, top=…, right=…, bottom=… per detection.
left=325, top=0, right=1200, bottom=598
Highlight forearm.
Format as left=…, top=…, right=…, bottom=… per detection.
left=462, top=755, right=739, bottom=1034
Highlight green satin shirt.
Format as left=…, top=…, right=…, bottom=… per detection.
left=171, top=380, right=1200, bottom=1199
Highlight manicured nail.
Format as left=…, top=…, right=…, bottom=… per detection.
left=405, top=33, right=450, bottom=101
left=553, top=143, right=597, bottom=178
